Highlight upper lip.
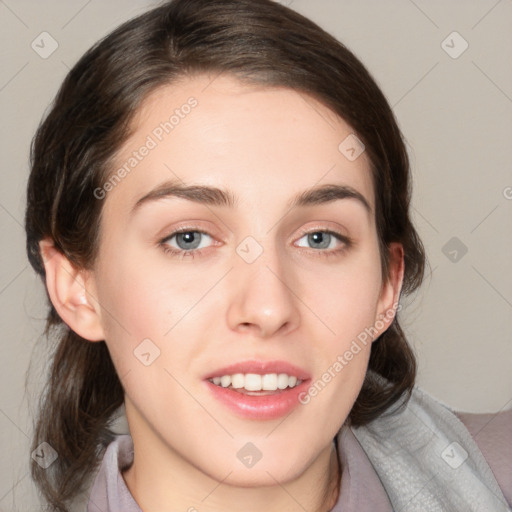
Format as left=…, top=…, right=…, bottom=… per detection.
left=203, top=360, right=311, bottom=381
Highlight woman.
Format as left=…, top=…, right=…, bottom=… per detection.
left=25, top=0, right=511, bottom=511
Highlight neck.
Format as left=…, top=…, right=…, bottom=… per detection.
left=122, top=434, right=341, bottom=512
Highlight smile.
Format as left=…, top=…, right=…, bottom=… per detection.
left=203, top=360, right=311, bottom=420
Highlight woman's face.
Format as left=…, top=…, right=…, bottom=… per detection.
left=87, top=74, right=402, bottom=487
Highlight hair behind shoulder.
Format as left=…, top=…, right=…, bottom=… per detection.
left=25, top=0, right=426, bottom=509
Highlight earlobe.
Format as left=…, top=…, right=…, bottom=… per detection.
left=39, top=238, right=105, bottom=342
left=373, top=242, right=404, bottom=339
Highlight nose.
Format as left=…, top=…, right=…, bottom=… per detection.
left=225, top=244, right=301, bottom=339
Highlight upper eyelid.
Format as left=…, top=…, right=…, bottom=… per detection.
left=160, top=225, right=213, bottom=240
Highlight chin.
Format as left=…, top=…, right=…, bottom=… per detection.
left=198, top=448, right=310, bottom=488
left=219, top=465, right=303, bottom=488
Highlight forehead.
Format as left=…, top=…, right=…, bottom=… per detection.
left=103, top=73, right=375, bottom=220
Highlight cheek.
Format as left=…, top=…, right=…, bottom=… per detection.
left=303, top=252, right=382, bottom=345
left=96, top=248, right=188, bottom=333
left=92, top=252, right=172, bottom=368
left=298, top=264, right=381, bottom=427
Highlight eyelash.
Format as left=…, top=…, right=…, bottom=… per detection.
left=159, top=227, right=353, bottom=260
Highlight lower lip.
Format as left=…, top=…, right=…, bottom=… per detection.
left=204, top=379, right=310, bottom=420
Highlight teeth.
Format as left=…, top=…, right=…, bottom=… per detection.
left=244, top=374, right=262, bottom=391
left=220, top=375, right=231, bottom=388
left=262, top=373, right=277, bottom=390
left=232, top=373, right=244, bottom=389
left=210, top=373, right=302, bottom=391
left=277, top=373, right=289, bottom=389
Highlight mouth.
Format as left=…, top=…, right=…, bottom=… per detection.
left=203, top=360, right=311, bottom=420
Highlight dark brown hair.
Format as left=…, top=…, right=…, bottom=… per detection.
left=25, top=0, right=426, bottom=510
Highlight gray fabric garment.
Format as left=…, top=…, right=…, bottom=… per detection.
left=86, top=386, right=512, bottom=511
left=350, top=385, right=512, bottom=511
left=330, top=426, right=394, bottom=511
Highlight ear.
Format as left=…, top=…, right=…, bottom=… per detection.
left=372, top=242, right=404, bottom=340
left=39, top=238, right=105, bottom=342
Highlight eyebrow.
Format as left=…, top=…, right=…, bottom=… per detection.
left=130, top=179, right=372, bottom=217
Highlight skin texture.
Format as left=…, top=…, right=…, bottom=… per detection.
left=40, top=74, right=404, bottom=512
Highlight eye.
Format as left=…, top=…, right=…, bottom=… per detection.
left=159, top=227, right=352, bottom=260
left=295, top=229, right=352, bottom=256
left=160, top=229, right=214, bottom=258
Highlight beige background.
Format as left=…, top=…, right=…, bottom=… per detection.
left=1, top=0, right=511, bottom=510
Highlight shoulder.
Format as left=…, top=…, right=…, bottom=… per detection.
left=455, top=408, right=512, bottom=507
